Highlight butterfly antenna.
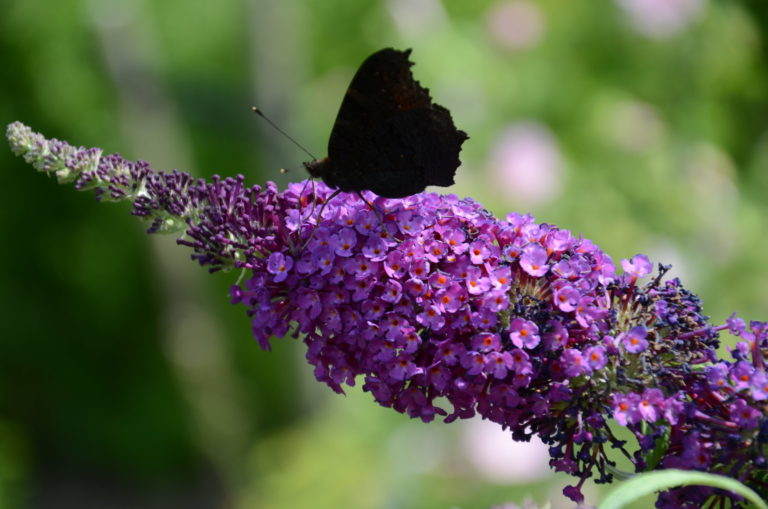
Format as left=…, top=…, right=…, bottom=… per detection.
left=252, top=106, right=317, bottom=161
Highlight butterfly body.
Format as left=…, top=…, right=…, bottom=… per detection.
left=304, top=48, right=468, bottom=199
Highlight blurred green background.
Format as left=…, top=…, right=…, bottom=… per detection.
left=2, top=0, right=768, bottom=507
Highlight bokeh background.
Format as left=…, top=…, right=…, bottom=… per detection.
left=2, top=0, right=768, bottom=507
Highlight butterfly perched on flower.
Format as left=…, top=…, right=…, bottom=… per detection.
left=303, top=48, right=468, bottom=199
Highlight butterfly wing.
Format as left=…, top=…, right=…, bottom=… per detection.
left=325, top=48, right=467, bottom=198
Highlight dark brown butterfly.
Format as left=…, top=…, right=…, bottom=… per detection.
left=303, top=48, right=468, bottom=199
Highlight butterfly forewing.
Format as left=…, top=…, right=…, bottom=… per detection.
left=308, top=48, right=467, bottom=199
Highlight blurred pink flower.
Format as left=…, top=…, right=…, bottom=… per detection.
left=463, top=418, right=552, bottom=483
left=489, top=122, right=563, bottom=207
left=616, top=0, right=705, bottom=39
left=485, top=0, right=545, bottom=51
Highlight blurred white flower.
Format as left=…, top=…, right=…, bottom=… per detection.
left=490, top=500, right=547, bottom=509
left=608, top=100, right=664, bottom=153
left=682, top=142, right=739, bottom=262
left=683, top=142, right=738, bottom=209
left=486, top=0, right=545, bottom=52
left=647, top=240, right=691, bottom=287
left=86, top=0, right=140, bottom=29
left=462, top=418, right=552, bottom=483
left=387, top=422, right=448, bottom=475
left=387, top=0, right=448, bottom=37
left=489, top=122, right=564, bottom=208
left=616, top=0, right=706, bottom=39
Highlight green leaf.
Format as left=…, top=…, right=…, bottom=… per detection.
left=750, top=470, right=768, bottom=502
left=598, top=469, right=768, bottom=509
left=642, top=425, right=669, bottom=471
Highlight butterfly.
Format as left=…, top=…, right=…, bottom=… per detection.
left=303, top=48, right=468, bottom=199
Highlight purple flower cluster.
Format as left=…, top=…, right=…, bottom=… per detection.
left=8, top=121, right=768, bottom=508
left=240, top=184, right=616, bottom=422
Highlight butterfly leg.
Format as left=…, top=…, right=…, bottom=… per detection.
left=300, top=188, right=343, bottom=250
left=356, top=191, right=383, bottom=222
left=290, top=178, right=315, bottom=230
left=356, top=191, right=400, bottom=243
